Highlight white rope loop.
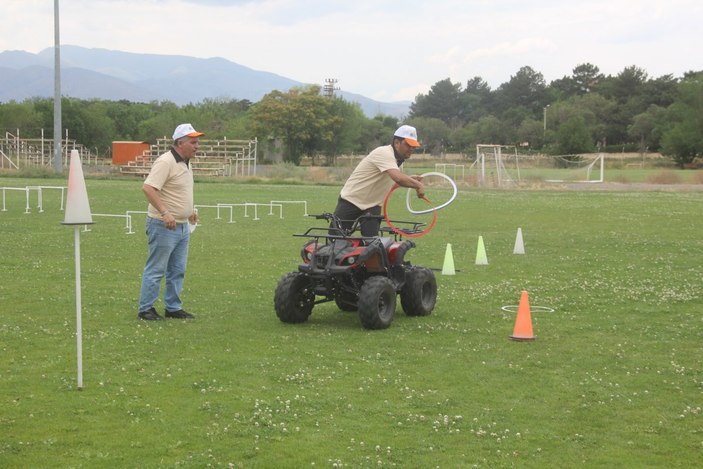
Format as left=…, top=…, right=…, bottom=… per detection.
left=405, top=171, right=458, bottom=215
left=501, top=305, right=555, bottom=313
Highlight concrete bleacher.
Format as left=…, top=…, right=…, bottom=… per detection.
left=119, top=138, right=257, bottom=177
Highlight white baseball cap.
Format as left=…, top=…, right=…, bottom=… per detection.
left=394, top=125, right=421, bottom=147
left=172, top=123, right=204, bottom=140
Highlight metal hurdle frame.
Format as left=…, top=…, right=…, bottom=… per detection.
left=1, top=187, right=30, bottom=213
left=269, top=200, right=308, bottom=217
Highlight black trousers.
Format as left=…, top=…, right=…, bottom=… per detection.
left=332, top=197, right=382, bottom=237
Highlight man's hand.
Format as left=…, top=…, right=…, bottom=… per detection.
left=163, top=212, right=176, bottom=230
left=388, top=169, right=425, bottom=198
left=411, top=175, right=425, bottom=198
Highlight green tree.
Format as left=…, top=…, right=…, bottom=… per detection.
left=547, top=94, right=612, bottom=149
left=555, top=115, right=593, bottom=155
left=462, top=76, right=493, bottom=122
left=641, top=74, right=678, bottom=108
left=516, top=118, right=544, bottom=149
left=357, top=115, right=398, bottom=154
left=0, top=100, right=43, bottom=134
left=493, top=66, right=546, bottom=116
left=409, top=78, right=465, bottom=128
left=29, top=98, right=55, bottom=131
left=61, top=98, right=88, bottom=144
left=106, top=100, right=156, bottom=141
left=318, top=98, right=366, bottom=164
left=465, top=115, right=505, bottom=146
left=571, top=63, right=604, bottom=94
left=597, top=66, right=650, bottom=144
left=250, top=86, right=342, bottom=165
left=137, top=101, right=185, bottom=141
left=628, top=105, right=666, bottom=154
left=80, top=100, right=117, bottom=153
left=499, top=105, right=532, bottom=143
left=598, top=65, right=648, bottom=103
left=0, top=63, right=698, bottom=163
left=659, top=73, right=703, bottom=167
left=405, top=117, right=450, bottom=155
left=448, top=126, right=475, bottom=156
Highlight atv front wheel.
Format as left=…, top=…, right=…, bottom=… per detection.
left=400, top=267, right=437, bottom=316
left=358, top=276, right=396, bottom=330
left=274, top=272, right=314, bottom=323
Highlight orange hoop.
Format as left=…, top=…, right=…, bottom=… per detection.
left=383, top=184, right=437, bottom=238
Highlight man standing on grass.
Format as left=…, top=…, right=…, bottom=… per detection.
left=137, top=123, right=202, bottom=321
left=332, top=125, right=425, bottom=237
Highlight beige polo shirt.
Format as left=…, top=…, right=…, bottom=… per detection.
left=340, top=145, right=398, bottom=210
left=144, top=150, right=194, bottom=223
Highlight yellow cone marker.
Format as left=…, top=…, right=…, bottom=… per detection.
left=442, top=243, right=456, bottom=275
left=475, top=235, right=488, bottom=265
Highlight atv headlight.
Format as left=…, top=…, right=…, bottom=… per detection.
left=346, top=256, right=356, bottom=264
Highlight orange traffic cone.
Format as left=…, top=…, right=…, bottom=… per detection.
left=510, top=290, right=535, bottom=341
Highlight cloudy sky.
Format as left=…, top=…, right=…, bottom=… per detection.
left=3, top=0, right=701, bottom=102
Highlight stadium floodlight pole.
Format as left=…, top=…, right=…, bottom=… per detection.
left=53, top=0, right=62, bottom=173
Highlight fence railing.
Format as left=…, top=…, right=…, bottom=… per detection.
left=0, top=132, right=256, bottom=175
left=1, top=131, right=99, bottom=169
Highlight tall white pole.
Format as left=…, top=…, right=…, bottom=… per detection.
left=64, top=149, right=93, bottom=391
left=53, top=0, right=62, bottom=173
left=73, top=226, right=83, bottom=390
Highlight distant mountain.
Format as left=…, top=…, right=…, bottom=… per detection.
left=0, top=65, right=162, bottom=103
left=0, top=46, right=410, bottom=118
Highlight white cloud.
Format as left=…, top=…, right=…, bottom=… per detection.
left=1, top=0, right=701, bottom=101
left=392, top=84, right=432, bottom=102
left=462, top=37, right=556, bottom=65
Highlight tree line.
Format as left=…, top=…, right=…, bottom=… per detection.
left=0, top=63, right=701, bottom=167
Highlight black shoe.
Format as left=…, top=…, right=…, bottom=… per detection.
left=138, top=307, right=164, bottom=321
left=165, top=309, right=195, bottom=319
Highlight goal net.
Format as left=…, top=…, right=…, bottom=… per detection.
left=543, top=153, right=604, bottom=183
left=467, top=147, right=606, bottom=186
left=474, top=144, right=521, bottom=187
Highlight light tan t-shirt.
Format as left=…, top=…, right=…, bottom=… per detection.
left=340, top=145, right=398, bottom=210
left=144, top=150, right=194, bottom=223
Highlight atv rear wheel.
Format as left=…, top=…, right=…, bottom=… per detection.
left=358, top=276, right=396, bottom=330
left=400, top=267, right=437, bottom=316
left=274, top=272, right=314, bottom=323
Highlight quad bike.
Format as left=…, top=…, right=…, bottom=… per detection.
left=274, top=212, right=437, bottom=330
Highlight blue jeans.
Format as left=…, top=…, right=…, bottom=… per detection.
left=138, top=217, right=190, bottom=313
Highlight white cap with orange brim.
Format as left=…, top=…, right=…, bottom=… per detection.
left=172, top=123, right=205, bottom=140
left=394, top=125, right=421, bottom=147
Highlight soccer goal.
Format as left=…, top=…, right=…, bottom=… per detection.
left=544, top=153, right=604, bottom=183
left=474, top=144, right=521, bottom=187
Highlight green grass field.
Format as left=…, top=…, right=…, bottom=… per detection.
left=1, top=176, right=702, bottom=468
